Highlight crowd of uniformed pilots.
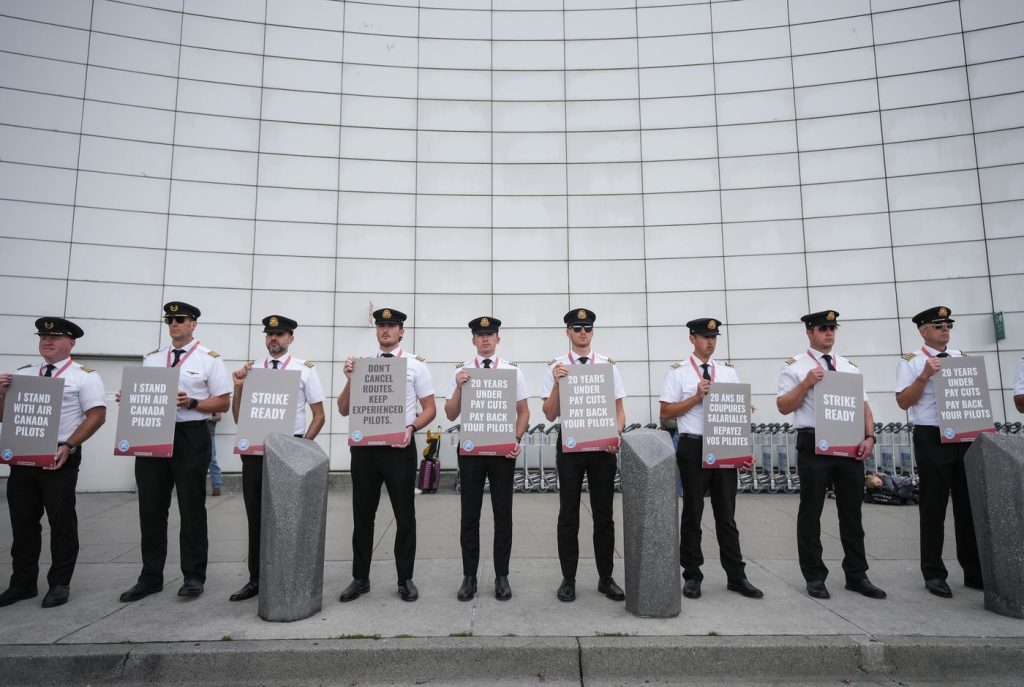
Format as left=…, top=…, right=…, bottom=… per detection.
left=1, top=301, right=1022, bottom=609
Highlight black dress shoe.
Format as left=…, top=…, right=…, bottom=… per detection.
left=339, top=578, right=370, bottom=602
left=727, top=578, right=764, bottom=599
left=178, top=578, right=204, bottom=598
left=457, top=576, right=477, bottom=601
left=119, top=582, right=162, bottom=603
left=598, top=577, right=625, bottom=601
left=925, top=578, right=953, bottom=597
left=494, top=576, right=512, bottom=601
left=683, top=578, right=702, bottom=599
left=0, top=586, right=38, bottom=607
left=964, top=578, right=984, bottom=590
left=398, top=579, right=418, bottom=602
left=845, top=577, right=886, bottom=599
left=557, top=578, right=575, bottom=602
left=806, top=580, right=830, bottom=599
left=42, top=585, right=70, bottom=608
left=229, top=580, right=259, bottom=602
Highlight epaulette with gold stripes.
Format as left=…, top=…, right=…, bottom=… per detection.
left=961, top=351, right=970, bottom=357
left=607, top=357, right=616, bottom=364
left=147, top=348, right=160, bottom=356
left=547, top=358, right=557, bottom=365
left=17, top=363, right=31, bottom=370
left=248, top=360, right=255, bottom=366
left=670, top=362, right=682, bottom=369
left=304, top=360, right=315, bottom=368
left=847, top=360, right=858, bottom=368
left=721, top=361, right=734, bottom=367
left=901, top=353, right=915, bottom=361
left=207, top=350, right=220, bottom=358
left=785, top=357, right=797, bottom=365
left=455, top=362, right=464, bottom=369
left=415, top=355, right=426, bottom=362
left=508, top=361, right=518, bottom=367
left=80, top=364, right=95, bottom=373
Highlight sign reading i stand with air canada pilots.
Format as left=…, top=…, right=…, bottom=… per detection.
left=348, top=357, right=407, bottom=446
left=114, top=367, right=179, bottom=458
left=558, top=363, right=618, bottom=452
left=701, top=382, right=753, bottom=469
left=234, top=368, right=300, bottom=455
left=0, top=376, right=64, bottom=467
left=932, top=356, right=996, bottom=443
left=459, top=368, right=517, bottom=456
left=813, top=371, right=865, bottom=457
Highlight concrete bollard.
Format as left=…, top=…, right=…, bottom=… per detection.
left=258, top=434, right=330, bottom=622
left=964, top=433, right=1024, bottom=618
left=620, top=429, right=681, bottom=618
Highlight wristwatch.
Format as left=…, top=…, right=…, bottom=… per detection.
left=188, top=398, right=198, bottom=409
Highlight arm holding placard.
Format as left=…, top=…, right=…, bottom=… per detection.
left=857, top=402, right=876, bottom=460
left=337, top=356, right=354, bottom=416
left=607, top=398, right=625, bottom=453
left=542, top=362, right=567, bottom=422
left=230, top=362, right=253, bottom=423
left=659, top=379, right=709, bottom=422
left=444, top=367, right=471, bottom=422
left=507, top=398, right=530, bottom=459
left=49, top=405, right=106, bottom=470
left=896, top=355, right=941, bottom=410
left=777, top=366, right=822, bottom=415
left=0, top=372, right=10, bottom=420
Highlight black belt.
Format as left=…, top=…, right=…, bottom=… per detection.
left=797, top=428, right=815, bottom=434
left=177, top=420, right=208, bottom=427
left=679, top=433, right=703, bottom=441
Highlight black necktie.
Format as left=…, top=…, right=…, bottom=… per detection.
left=44, top=364, right=55, bottom=377
left=482, top=359, right=492, bottom=368
left=381, top=353, right=394, bottom=358
left=822, top=354, right=836, bottom=371
left=700, top=363, right=711, bottom=381
left=578, top=356, right=588, bottom=364
left=271, top=360, right=280, bottom=369
left=171, top=349, right=185, bottom=367
left=936, top=352, right=949, bottom=358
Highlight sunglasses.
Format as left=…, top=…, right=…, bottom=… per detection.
left=164, top=316, right=191, bottom=324
left=571, top=324, right=593, bottom=333
left=930, top=322, right=953, bottom=330
left=814, top=325, right=837, bottom=332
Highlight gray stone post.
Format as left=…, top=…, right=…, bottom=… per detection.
left=620, top=429, right=681, bottom=618
left=964, top=433, right=1024, bottom=618
left=258, top=434, right=330, bottom=622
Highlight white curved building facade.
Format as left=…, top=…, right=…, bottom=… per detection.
left=1, top=0, right=1022, bottom=482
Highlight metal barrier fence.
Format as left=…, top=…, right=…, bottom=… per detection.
left=438, top=421, right=1023, bottom=496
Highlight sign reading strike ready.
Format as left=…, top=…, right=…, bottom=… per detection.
left=234, top=368, right=300, bottom=455
left=459, top=368, right=517, bottom=456
left=933, top=357, right=995, bottom=443
left=813, top=372, right=864, bottom=458
left=349, top=357, right=407, bottom=446
left=558, top=363, right=618, bottom=452
left=114, top=367, right=179, bottom=457
left=701, top=382, right=753, bottom=469
left=0, top=376, right=64, bottom=467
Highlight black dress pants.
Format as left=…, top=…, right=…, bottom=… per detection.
left=458, top=453, right=515, bottom=577
left=676, top=436, right=745, bottom=582
left=796, top=431, right=868, bottom=583
left=556, top=449, right=617, bottom=581
left=6, top=450, right=81, bottom=590
left=912, top=425, right=981, bottom=584
left=241, top=454, right=263, bottom=583
left=350, top=443, right=417, bottom=583
left=135, top=421, right=211, bottom=585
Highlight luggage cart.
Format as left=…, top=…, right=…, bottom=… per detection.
left=865, top=422, right=882, bottom=474
left=739, top=424, right=764, bottom=493
left=878, top=422, right=898, bottom=476
left=541, top=423, right=561, bottom=493
left=751, top=424, right=774, bottom=493
left=515, top=423, right=546, bottom=493
left=896, top=423, right=915, bottom=480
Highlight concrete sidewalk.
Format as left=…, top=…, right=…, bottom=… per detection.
left=0, top=484, right=1021, bottom=685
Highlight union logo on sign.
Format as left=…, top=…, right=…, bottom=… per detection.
left=239, top=439, right=249, bottom=451
left=818, top=439, right=829, bottom=451
left=943, top=428, right=955, bottom=440
left=463, top=440, right=474, bottom=451
left=1, top=449, right=12, bottom=461
left=118, top=440, right=130, bottom=452
left=566, top=437, right=577, bottom=449
left=705, top=453, right=716, bottom=465
left=352, top=430, right=363, bottom=442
